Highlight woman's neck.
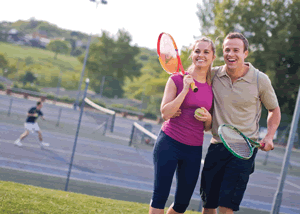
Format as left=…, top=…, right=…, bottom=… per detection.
left=189, top=67, right=208, bottom=83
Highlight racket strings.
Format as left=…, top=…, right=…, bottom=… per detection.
left=221, top=127, right=252, bottom=158
left=158, top=34, right=178, bottom=73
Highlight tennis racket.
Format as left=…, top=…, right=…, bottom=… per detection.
left=218, top=124, right=265, bottom=160
left=157, top=32, right=198, bottom=92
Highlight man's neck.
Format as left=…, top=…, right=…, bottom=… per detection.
left=226, top=64, right=249, bottom=83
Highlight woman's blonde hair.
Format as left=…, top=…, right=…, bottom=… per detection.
left=187, top=37, right=216, bottom=86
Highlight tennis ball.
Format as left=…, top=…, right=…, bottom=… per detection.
left=195, top=108, right=205, bottom=117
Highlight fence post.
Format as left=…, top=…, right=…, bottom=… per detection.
left=56, top=107, right=62, bottom=127
left=271, top=86, right=300, bottom=213
left=7, top=98, right=13, bottom=116
left=128, top=124, right=135, bottom=146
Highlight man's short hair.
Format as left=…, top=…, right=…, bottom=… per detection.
left=224, top=32, right=249, bottom=52
left=37, top=101, right=42, bottom=106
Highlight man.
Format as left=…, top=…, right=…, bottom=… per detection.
left=200, top=32, right=281, bottom=214
left=14, top=101, right=50, bottom=148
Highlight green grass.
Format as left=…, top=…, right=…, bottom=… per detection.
left=0, top=42, right=84, bottom=90
left=0, top=181, right=200, bottom=214
left=0, top=42, right=81, bottom=68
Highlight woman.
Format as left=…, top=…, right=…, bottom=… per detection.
left=149, top=37, right=216, bottom=214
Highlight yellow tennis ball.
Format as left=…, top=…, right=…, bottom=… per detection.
left=195, top=108, right=205, bottom=117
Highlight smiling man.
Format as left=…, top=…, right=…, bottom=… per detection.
left=200, top=32, right=281, bottom=214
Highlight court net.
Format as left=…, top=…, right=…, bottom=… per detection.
left=129, top=122, right=157, bottom=149
left=84, top=98, right=116, bottom=133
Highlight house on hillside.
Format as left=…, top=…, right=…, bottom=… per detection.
left=7, top=29, right=20, bottom=42
left=32, top=30, right=48, bottom=39
left=39, top=37, right=50, bottom=48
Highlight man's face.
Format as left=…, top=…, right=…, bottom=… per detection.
left=37, top=103, right=43, bottom=110
left=223, top=38, right=248, bottom=72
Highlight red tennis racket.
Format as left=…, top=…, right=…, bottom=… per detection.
left=157, top=32, right=198, bottom=92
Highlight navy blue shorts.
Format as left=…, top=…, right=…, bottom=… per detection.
left=200, top=143, right=257, bottom=211
left=150, top=131, right=203, bottom=213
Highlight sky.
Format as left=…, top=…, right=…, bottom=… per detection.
left=0, top=0, right=203, bottom=51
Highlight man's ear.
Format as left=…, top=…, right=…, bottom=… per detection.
left=244, top=50, right=249, bottom=59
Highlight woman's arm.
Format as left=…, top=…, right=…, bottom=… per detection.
left=161, top=75, right=193, bottom=120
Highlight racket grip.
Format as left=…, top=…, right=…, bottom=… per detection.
left=190, top=82, right=198, bottom=92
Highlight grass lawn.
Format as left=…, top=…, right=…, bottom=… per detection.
left=0, top=42, right=81, bottom=69
left=0, top=181, right=200, bottom=214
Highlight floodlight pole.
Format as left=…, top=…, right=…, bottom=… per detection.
left=74, top=0, right=108, bottom=110
left=74, top=35, right=92, bottom=110
left=65, top=78, right=90, bottom=191
left=271, top=86, right=300, bottom=214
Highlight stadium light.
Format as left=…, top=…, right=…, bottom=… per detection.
left=74, top=0, right=108, bottom=110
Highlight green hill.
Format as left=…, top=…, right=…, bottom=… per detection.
left=0, top=42, right=83, bottom=90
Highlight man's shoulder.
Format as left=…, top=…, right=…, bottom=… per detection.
left=211, top=65, right=224, bottom=81
left=248, top=63, right=270, bottom=80
left=29, top=107, right=36, bottom=111
left=211, top=66, right=223, bottom=72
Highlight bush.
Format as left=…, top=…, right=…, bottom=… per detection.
left=110, top=103, right=124, bottom=108
left=0, top=82, right=5, bottom=90
left=13, top=82, right=20, bottom=88
left=60, top=96, right=76, bottom=104
left=143, top=111, right=158, bottom=120
left=22, top=83, right=40, bottom=92
left=46, top=93, right=56, bottom=100
left=124, top=106, right=139, bottom=112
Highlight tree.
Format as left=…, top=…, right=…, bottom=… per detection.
left=47, top=40, right=70, bottom=59
left=196, top=0, right=300, bottom=115
left=0, top=53, right=8, bottom=72
left=82, top=30, right=142, bottom=98
left=65, top=38, right=76, bottom=56
left=22, top=71, right=36, bottom=85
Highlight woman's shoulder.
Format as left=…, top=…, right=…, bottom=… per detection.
left=170, top=73, right=183, bottom=82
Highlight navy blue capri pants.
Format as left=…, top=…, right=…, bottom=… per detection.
left=150, top=131, right=203, bottom=213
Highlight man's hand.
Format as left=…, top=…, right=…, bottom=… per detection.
left=171, top=109, right=181, bottom=118
left=260, top=137, right=274, bottom=151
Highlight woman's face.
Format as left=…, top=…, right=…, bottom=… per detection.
left=191, top=41, right=215, bottom=69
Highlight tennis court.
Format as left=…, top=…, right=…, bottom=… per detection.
left=0, top=93, right=299, bottom=213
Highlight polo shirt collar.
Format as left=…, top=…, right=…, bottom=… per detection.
left=217, top=62, right=256, bottom=83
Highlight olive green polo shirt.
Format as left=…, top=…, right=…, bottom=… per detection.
left=210, top=62, right=279, bottom=144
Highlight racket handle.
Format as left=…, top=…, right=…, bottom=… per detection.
left=183, top=74, right=198, bottom=92
left=190, top=82, right=198, bottom=92
left=260, top=142, right=275, bottom=150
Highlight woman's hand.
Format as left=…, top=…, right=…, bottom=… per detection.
left=194, top=107, right=211, bottom=122
left=183, top=75, right=195, bottom=91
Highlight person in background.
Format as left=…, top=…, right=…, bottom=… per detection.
left=14, top=101, right=49, bottom=148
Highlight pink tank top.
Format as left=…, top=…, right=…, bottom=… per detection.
left=161, top=73, right=213, bottom=146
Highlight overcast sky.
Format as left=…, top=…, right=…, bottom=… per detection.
left=0, top=0, right=203, bottom=50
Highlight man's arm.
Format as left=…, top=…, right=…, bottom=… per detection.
left=261, top=106, right=281, bottom=151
